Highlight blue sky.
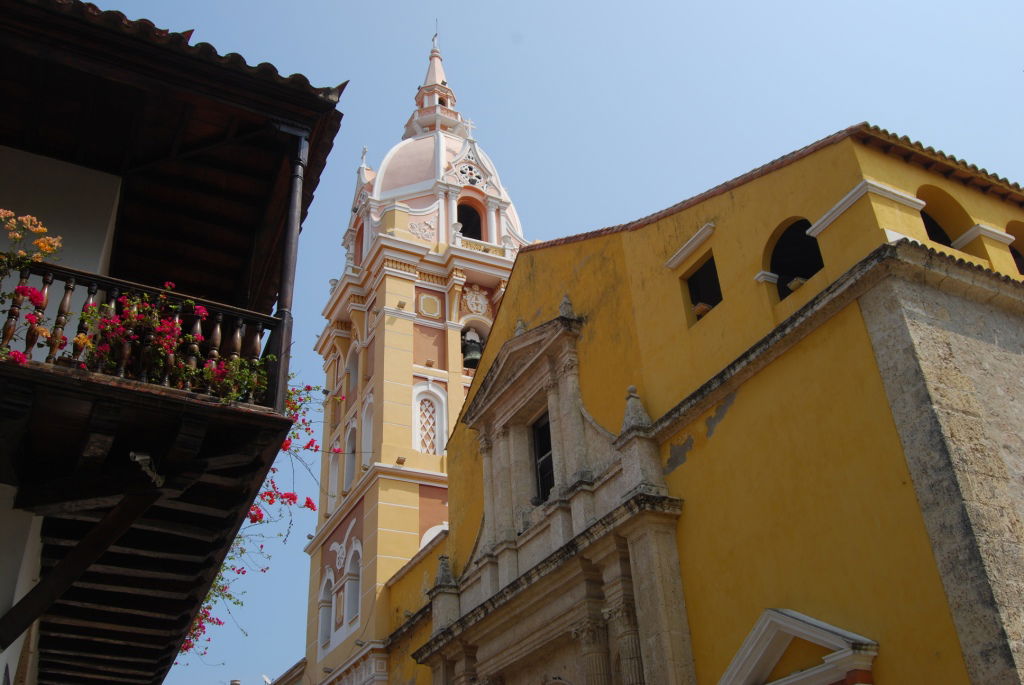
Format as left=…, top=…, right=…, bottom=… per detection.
left=98, top=1, right=1024, bottom=683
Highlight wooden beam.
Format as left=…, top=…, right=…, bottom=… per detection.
left=0, top=492, right=158, bottom=649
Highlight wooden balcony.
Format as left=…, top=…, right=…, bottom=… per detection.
left=0, top=265, right=294, bottom=684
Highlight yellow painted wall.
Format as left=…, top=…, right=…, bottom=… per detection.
left=662, top=303, right=969, bottom=682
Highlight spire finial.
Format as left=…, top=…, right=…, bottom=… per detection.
left=359, top=146, right=368, bottom=168
left=432, top=21, right=439, bottom=51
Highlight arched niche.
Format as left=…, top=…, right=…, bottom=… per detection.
left=317, top=571, right=335, bottom=647
left=460, top=315, right=491, bottom=370
left=916, top=185, right=973, bottom=248
left=412, top=381, right=448, bottom=454
left=765, top=217, right=824, bottom=300
left=343, top=424, right=357, bottom=491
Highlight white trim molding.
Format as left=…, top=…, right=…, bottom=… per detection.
left=665, top=221, right=716, bottom=269
left=754, top=270, right=779, bottom=284
left=807, top=179, right=925, bottom=238
left=951, top=223, right=1015, bottom=250
left=718, top=608, right=877, bottom=685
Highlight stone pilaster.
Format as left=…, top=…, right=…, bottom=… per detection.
left=479, top=433, right=495, bottom=550
left=604, top=602, right=644, bottom=685
left=573, top=616, right=612, bottom=685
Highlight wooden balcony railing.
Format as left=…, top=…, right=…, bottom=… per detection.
left=0, top=263, right=287, bottom=410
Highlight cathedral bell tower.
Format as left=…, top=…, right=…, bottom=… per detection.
left=304, top=37, right=526, bottom=682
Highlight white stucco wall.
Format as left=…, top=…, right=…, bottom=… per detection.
left=0, top=145, right=120, bottom=274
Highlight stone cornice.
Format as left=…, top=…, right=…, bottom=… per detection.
left=411, top=490, right=682, bottom=663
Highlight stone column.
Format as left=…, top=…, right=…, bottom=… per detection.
left=558, top=352, right=585, bottom=479
left=544, top=380, right=569, bottom=495
left=437, top=189, right=447, bottom=240
left=573, top=616, right=612, bottom=685
left=597, top=540, right=645, bottom=685
left=486, top=200, right=499, bottom=243
left=605, top=602, right=644, bottom=685
left=447, top=190, right=458, bottom=239
left=622, top=513, right=697, bottom=685
left=508, top=424, right=533, bottom=530
left=479, top=434, right=496, bottom=550
left=493, top=427, right=514, bottom=542
left=451, top=644, right=477, bottom=685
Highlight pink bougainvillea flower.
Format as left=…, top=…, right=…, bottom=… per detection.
left=280, top=438, right=292, bottom=451
left=193, top=305, right=209, bottom=320
left=163, top=281, right=175, bottom=290
left=24, top=313, right=38, bottom=325
left=8, top=350, right=27, bottom=365
left=280, top=492, right=298, bottom=505
left=303, top=497, right=317, bottom=512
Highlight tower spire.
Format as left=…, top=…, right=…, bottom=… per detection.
left=406, top=35, right=459, bottom=138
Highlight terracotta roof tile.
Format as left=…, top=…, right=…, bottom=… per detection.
left=23, top=0, right=344, bottom=106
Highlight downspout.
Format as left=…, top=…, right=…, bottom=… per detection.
left=274, top=124, right=310, bottom=411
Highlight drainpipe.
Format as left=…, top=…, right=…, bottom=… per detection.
left=274, top=123, right=310, bottom=410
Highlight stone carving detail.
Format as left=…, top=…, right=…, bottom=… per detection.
left=409, top=218, right=436, bottom=241
left=457, top=163, right=486, bottom=188
left=571, top=616, right=608, bottom=646
left=463, top=284, right=490, bottom=317
left=329, top=541, right=346, bottom=570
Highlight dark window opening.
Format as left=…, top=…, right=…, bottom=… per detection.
left=921, top=210, right=953, bottom=247
left=439, top=97, right=448, bottom=107
left=769, top=219, right=824, bottom=300
left=685, top=256, right=723, bottom=321
left=1012, top=245, right=1024, bottom=276
left=457, top=204, right=482, bottom=241
left=532, top=414, right=554, bottom=503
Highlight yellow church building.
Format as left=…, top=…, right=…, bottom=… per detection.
left=279, top=44, right=1024, bottom=685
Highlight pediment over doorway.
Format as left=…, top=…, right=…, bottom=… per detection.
left=719, top=609, right=877, bottom=685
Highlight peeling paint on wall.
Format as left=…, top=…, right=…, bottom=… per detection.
left=705, top=391, right=736, bottom=438
left=664, top=435, right=693, bottom=475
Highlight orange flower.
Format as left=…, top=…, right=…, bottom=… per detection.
left=32, top=236, right=60, bottom=254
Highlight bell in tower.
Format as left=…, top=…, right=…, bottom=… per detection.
left=461, top=327, right=484, bottom=369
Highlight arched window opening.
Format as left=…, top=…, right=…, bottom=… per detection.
left=921, top=210, right=953, bottom=247
left=343, top=552, right=361, bottom=624
left=344, top=428, right=357, bottom=491
left=461, top=326, right=485, bottom=369
left=769, top=219, right=824, bottom=300
left=328, top=441, right=340, bottom=513
left=439, top=96, right=448, bottom=107
left=917, top=186, right=972, bottom=248
left=345, top=350, right=358, bottom=401
left=457, top=204, right=482, bottom=241
left=318, top=576, right=334, bottom=646
left=360, top=402, right=374, bottom=468
left=1011, top=246, right=1024, bottom=275
left=1007, top=222, right=1024, bottom=276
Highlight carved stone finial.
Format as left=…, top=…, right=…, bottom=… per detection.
left=436, top=554, right=455, bottom=587
left=514, top=319, right=527, bottom=336
left=559, top=294, right=574, bottom=319
left=620, top=385, right=653, bottom=435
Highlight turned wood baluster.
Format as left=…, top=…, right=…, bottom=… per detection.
left=205, top=312, right=223, bottom=394
left=138, top=327, right=157, bottom=384
left=246, top=322, right=265, bottom=362
left=206, top=311, right=223, bottom=362
left=23, top=272, right=52, bottom=359
left=227, top=316, right=243, bottom=361
left=184, top=311, right=202, bottom=390
left=116, top=290, right=135, bottom=379
left=46, top=276, right=75, bottom=363
left=72, top=282, right=98, bottom=362
left=1, top=267, right=29, bottom=349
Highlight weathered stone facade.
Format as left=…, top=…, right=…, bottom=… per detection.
left=861, top=259, right=1024, bottom=683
